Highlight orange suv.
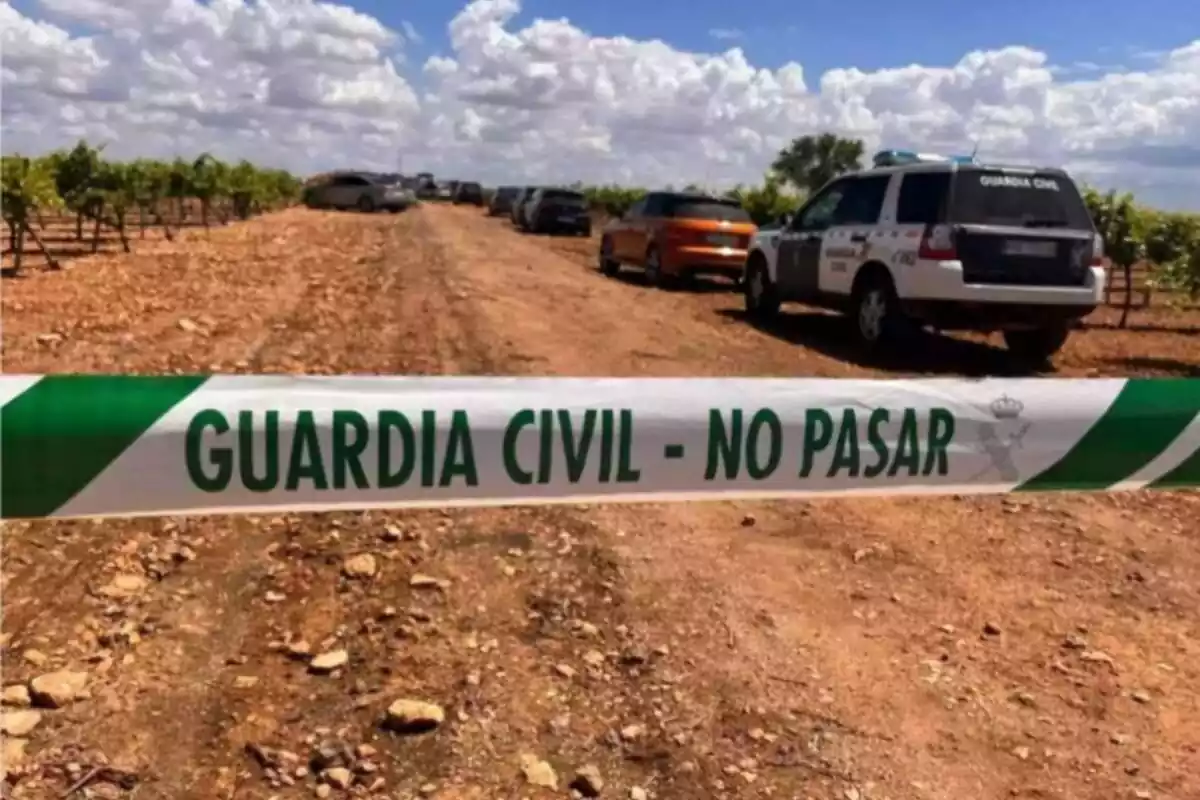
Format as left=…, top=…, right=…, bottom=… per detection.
left=598, top=191, right=757, bottom=286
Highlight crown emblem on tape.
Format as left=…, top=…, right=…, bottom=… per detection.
left=990, top=394, right=1024, bottom=419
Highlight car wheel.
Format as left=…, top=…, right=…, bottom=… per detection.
left=644, top=247, right=664, bottom=287
left=851, top=273, right=903, bottom=351
left=1004, top=325, right=1070, bottom=366
left=599, top=237, right=620, bottom=277
left=357, top=195, right=375, bottom=213
left=744, top=258, right=780, bottom=320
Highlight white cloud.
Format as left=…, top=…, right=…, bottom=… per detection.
left=3, top=0, right=1199, bottom=209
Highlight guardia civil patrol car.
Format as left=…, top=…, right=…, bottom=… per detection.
left=742, top=150, right=1107, bottom=363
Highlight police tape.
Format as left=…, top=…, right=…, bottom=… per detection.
left=1, top=375, right=1198, bottom=520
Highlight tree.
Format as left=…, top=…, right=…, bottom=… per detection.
left=771, top=133, right=865, bottom=193
left=2, top=155, right=65, bottom=273
left=724, top=173, right=804, bottom=225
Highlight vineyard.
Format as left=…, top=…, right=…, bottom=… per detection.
left=5, top=138, right=1200, bottom=316
left=1, top=142, right=301, bottom=275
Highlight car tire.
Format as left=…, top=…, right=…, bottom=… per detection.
left=851, top=272, right=904, bottom=352
left=744, top=258, right=780, bottom=320
left=357, top=195, right=375, bottom=213
left=644, top=247, right=665, bottom=287
left=1004, top=325, right=1070, bottom=365
left=599, top=237, right=620, bottom=277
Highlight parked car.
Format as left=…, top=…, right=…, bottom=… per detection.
left=434, top=181, right=454, bottom=201
left=741, top=148, right=1105, bottom=362
left=598, top=191, right=757, bottom=286
left=303, top=171, right=416, bottom=213
left=489, top=186, right=520, bottom=216
left=510, top=186, right=538, bottom=227
left=521, top=188, right=592, bottom=236
left=414, top=173, right=437, bottom=199
left=453, top=181, right=485, bottom=206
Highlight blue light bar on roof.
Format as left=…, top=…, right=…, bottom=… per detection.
left=872, top=149, right=963, bottom=167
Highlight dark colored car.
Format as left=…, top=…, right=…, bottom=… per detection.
left=489, top=186, right=520, bottom=216
left=510, top=186, right=538, bottom=227
left=453, top=181, right=485, bottom=206
left=522, top=188, right=592, bottom=236
left=413, top=173, right=437, bottom=199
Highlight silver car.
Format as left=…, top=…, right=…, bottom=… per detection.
left=304, top=171, right=416, bottom=213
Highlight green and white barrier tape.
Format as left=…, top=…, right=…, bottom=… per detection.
left=1, top=375, right=1198, bottom=520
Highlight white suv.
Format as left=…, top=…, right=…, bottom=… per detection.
left=742, top=151, right=1106, bottom=363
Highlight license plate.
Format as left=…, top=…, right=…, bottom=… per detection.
left=707, top=234, right=738, bottom=247
left=559, top=215, right=580, bottom=223
left=1004, top=239, right=1056, bottom=258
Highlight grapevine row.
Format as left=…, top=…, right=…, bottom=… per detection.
left=1, top=140, right=302, bottom=275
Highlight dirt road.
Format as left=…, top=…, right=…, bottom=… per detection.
left=3, top=205, right=1197, bottom=800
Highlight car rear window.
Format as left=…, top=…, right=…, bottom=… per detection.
left=497, top=187, right=518, bottom=198
left=543, top=190, right=585, bottom=202
left=664, top=197, right=752, bottom=222
left=950, top=169, right=1092, bottom=229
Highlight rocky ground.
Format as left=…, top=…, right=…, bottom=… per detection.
left=2, top=204, right=1198, bottom=800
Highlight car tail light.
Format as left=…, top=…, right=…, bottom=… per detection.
left=918, top=224, right=957, bottom=260
left=1091, top=232, right=1105, bottom=267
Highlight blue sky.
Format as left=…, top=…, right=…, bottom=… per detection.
left=377, top=0, right=1194, bottom=78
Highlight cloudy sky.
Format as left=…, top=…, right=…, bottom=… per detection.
left=2, top=0, right=1198, bottom=209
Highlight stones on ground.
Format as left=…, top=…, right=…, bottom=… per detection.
left=1131, top=689, right=1152, bottom=705
left=555, top=663, right=577, bottom=679
left=29, top=669, right=88, bottom=708
left=234, top=675, right=259, bottom=689
left=619, top=723, right=645, bottom=742
left=410, top=574, right=449, bottom=591
left=309, top=650, right=349, bottom=674
left=1, top=710, right=43, bottom=737
left=2, top=685, right=31, bottom=707
left=342, top=553, right=377, bottom=579
left=583, top=650, right=605, bottom=668
left=286, top=640, right=312, bottom=660
left=1081, top=650, right=1115, bottom=666
left=3, top=737, right=27, bottom=775
left=97, top=573, right=148, bottom=600
left=22, top=649, right=47, bottom=666
left=383, top=699, right=444, bottom=734
left=177, top=317, right=201, bottom=333
left=570, top=764, right=605, bottom=797
left=315, top=784, right=332, bottom=799
left=519, top=754, right=558, bottom=789
left=323, top=766, right=353, bottom=789
left=982, top=622, right=1002, bottom=636
left=630, top=787, right=648, bottom=800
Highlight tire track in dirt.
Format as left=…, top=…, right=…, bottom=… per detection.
left=421, top=204, right=1200, bottom=800
left=5, top=206, right=1197, bottom=800
left=0, top=210, right=473, bottom=798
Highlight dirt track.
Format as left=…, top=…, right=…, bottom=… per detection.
left=2, top=204, right=1199, bottom=800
